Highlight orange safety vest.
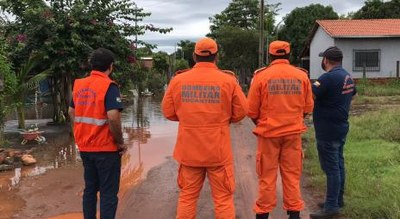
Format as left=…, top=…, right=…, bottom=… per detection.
left=162, top=62, right=248, bottom=167
left=72, top=71, right=118, bottom=152
left=247, top=59, right=314, bottom=138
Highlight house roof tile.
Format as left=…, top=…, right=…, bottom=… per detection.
left=317, top=19, right=400, bottom=38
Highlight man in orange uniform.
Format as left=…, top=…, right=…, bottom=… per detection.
left=247, top=41, right=314, bottom=219
left=69, top=48, right=126, bottom=219
left=162, top=37, right=248, bottom=219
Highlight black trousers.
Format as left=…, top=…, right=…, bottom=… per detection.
left=80, top=151, right=121, bottom=219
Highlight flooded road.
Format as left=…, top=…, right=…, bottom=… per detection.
left=0, top=96, right=178, bottom=219
left=1, top=96, right=313, bottom=219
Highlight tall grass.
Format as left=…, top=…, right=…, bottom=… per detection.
left=356, top=79, right=400, bottom=96
left=304, top=108, right=400, bottom=219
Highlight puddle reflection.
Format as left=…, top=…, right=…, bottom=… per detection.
left=1, top=96, right=177, bottom=199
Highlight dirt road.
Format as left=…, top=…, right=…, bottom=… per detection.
left=3, top=119, right=311, bottom=219
left=118, top=119, right=310, bottom=219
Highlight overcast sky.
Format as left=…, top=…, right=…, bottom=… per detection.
left=135, top=0, right=365, bottom=53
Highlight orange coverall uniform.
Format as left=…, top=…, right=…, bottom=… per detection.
left=247, top=59, right=314, bottom=214
left=162, top=62, right=248, bottom=219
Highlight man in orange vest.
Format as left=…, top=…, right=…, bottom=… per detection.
left=69, top=48, right=126, bottom=219
left=247, top=41, right=314, bottom=219
left=162, top=37, right=248, bottom=219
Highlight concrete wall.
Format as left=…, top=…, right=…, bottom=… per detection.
left=310, top=26, right=400, bottom=79
left=336, top=38, right=400, bottom=78
left=310, top=27, right=335, bottom=79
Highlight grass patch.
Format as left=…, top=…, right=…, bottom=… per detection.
left=304, top=107, right=400, bottom=219
left=356, top=79, right=400, bottom=96
left=352, top=95, right=400, bottom=105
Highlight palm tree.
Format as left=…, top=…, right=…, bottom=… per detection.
left=13, top=54, right=51, bottom=129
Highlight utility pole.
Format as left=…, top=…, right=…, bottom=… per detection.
left=258, top=0, right=265, bottom=68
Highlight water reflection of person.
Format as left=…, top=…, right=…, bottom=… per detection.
left=162, top=38, right=248, bottom=219
left=69, top=48, right=126, bottom=219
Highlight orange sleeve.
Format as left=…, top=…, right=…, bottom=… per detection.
left=303, top=78, right=314, bottom=113
left=161, top=79, right=179, bottom=121
left=247, top=76, right=262, bottom=120
left=231, top=83, right=248, bottom=123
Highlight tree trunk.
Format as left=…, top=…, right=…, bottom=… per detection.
left=50, top=78, right=59, bottom=123
left=51, top=77, right=63, bottom=124
left=66, top=72, right=73, bottom=122
left=59, top=73, right=71, bottom=123
left=0, top=98, right=4, bottom=145
left=17, top=102, right=25, bottom=129
left=0, top=123, right=4, bottom=145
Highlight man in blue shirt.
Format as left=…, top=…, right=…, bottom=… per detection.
left=310, top=47, right=356, bottom=219
left=69, top=48, right=124, bottom=219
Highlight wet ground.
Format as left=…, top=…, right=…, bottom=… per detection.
left=0, top=97, right=179, bottom=219
left=2, top=95, right=394, bottom=219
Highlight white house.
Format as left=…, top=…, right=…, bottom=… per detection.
left=301, top=19, right=400, bottom=79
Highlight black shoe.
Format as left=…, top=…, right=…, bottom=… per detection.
left=310, top=209, right=340, bottom=219
left=256, top=213, right=269, bottom=219
left=287, top=210, right=301, bottom=219
left=317, top=202, right=344, bottom=209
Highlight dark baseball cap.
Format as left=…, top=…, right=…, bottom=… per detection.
left=319, top=46, right=343, bottom=61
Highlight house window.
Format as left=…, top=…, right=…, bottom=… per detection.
left=353, top=50, right=380, bottom=72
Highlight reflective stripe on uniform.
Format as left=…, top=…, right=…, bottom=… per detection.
left=75, top=116, right=108, bottom=126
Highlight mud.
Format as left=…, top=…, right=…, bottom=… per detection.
left=14, top=166, right=84, bottom=219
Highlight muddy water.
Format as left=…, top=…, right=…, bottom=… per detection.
left=119, top=97, right=177, bottom=200
left=0, top=96, right=178, bottom=219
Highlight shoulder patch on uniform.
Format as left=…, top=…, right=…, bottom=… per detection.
left=220, top=70, right=239, bottom=83
left=253, top=66, right=268, bottom=76
left=220, top=70, right=237, bottom=77
left=175, top=68, right=191, bottom=76
left=296, top=67, right=309, bottom=74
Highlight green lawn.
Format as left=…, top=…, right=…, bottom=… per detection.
left=304, top=105, right=400, bottom=219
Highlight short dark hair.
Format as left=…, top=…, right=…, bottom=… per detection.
left=269, top=54, right=290, bottom=62
left=89, top=48, right=115, bottom=72
left=194, top=54, right=217, bottom=63
left=326, top=58, right=342, bottom=66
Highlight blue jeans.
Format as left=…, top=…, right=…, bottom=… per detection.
left=80, top=152, right=121, bottom=219
left=316, top=139, right=345, bottom=212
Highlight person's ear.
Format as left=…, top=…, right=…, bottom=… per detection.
left=192, top=53, right=197, bottom=63
left=109, top=63, right=113, bottom=73
left=214, top=54, right=218, bottom=64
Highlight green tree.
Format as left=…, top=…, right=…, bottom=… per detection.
left=353, top=0, right=400, bottom=19
left=209, top=0, right=279, bottom=34
left=0, top=0, right=172, bottom=123
left=176, top=40, right=195, bottom=67
left=153, top=51, right=170, bottom=75
left=0, top=37, right=16, bottom=143
left=175, top=59, right=189, bottom=72
left=214, top=26, right=259, bottom=84
left=209, top=0, right=280, bottom=85
left=278, top=4, right=338, bottom=64
left=147, top=70, right=166, bottom=94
